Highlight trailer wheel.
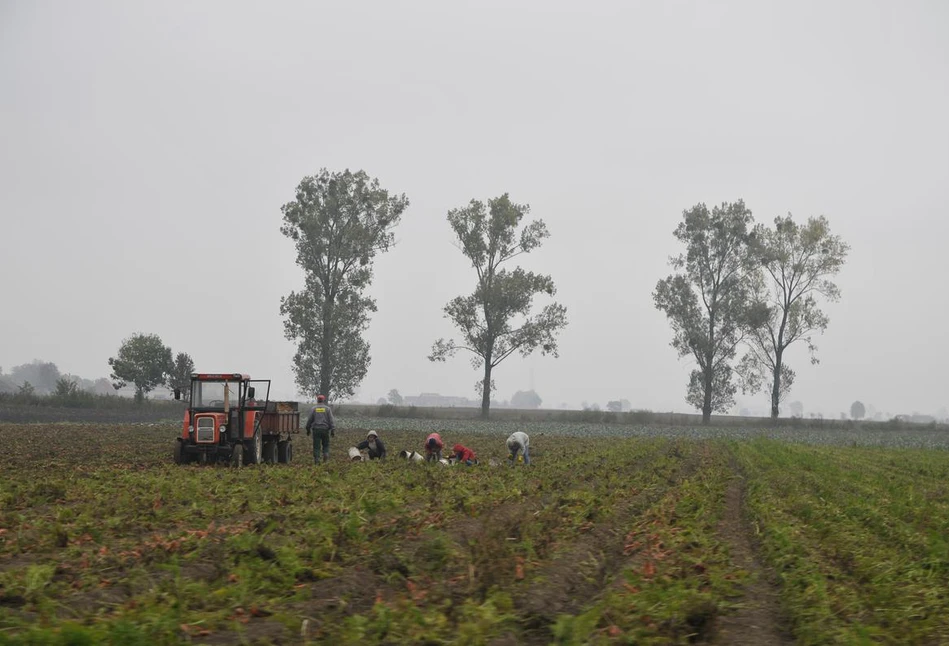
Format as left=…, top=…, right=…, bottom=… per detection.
left=174, top=440, right=185, bottom=465
left=262, top=440, right=276, bottom=464
left=230, top=443, right=244, bottom=468
left=277, top=440, right=291, bottom=464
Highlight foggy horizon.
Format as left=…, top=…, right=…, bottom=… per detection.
left=2, top=1, right=947, bottom=420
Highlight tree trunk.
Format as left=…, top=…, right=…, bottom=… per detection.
left=481, top=363, right=492, bottom=420
left=702, top=367, right=712, bottom=425
left=703, top=312, right=715, bottom=426
left=320, top=299, right=333, bottom=399
left=770, top=350, right=783, bottom=422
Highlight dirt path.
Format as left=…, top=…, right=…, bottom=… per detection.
left=714, top=465, right=793, bottom=645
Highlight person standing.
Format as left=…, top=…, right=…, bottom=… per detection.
left=305, top=395, right=335, bottom=465
left=355, top=430, right=386, bottom=460
left=506, top=431, right=530, bottom=465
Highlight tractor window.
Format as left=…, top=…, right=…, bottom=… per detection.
left=191, top=381, right=242, bottom=408
left=246, top=381, right=270, bottom=408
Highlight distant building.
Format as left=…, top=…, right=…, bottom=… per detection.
left=403, top=393, right=479, bottom=408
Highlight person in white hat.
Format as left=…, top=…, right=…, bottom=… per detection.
left=506, top=431, right=530, bottom=465
left=355, top=430, right=387, bottom=460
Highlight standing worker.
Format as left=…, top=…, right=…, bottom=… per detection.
left=424, top=432, right=444, bottom=462
left=355, top=430, right=387, bottom=460
left=506, top=431, right=530, bottom=465
left=306, top=395, right=335, bottom=465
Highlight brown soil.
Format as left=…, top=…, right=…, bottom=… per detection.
left=713, top=467, right=793, bottom=645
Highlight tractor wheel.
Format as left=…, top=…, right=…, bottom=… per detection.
left=230, top=443, right=244, bottom=468
left=277, top=440, right=290, bottom=464
left=262, top=440, right=276, bottom=464
left=247, top=430, right=263, bottom=465
left=174, top=440, right=185, bottom=465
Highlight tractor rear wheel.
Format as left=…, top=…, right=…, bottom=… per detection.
left=230, top=443, right=244, bottom=468
left=277, top=440, right=291, bottom=464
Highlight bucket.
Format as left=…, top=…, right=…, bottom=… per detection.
left=438, top=458, right=452, bottom=466
left=348, top=447, right=364, bottom=461
left=399, top=450, right=425, bottom=462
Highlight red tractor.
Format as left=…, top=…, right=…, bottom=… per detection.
left=173, top=373, right=300, bottom=466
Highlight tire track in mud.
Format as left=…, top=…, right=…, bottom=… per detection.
left=513, top=443, right=704, bottom=643
left=713, top=458, right=792, bottom=645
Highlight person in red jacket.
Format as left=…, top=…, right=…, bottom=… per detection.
left=424, top=432, right=444, bottom=462
left=452, top=443, right=478, bottom=466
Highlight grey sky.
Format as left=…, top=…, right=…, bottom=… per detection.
left=2, top=0, right=947, bottom=417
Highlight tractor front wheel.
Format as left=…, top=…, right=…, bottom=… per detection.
left=173, top=440, right=185, bottom=465
left=230, top=443, right=244, bottom=468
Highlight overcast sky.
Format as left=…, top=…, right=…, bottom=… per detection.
left=2, top=0, right=947, bottom=417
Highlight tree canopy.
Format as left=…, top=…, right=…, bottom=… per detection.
left=653, top=200, right=765, bottom=424
left=108, top=333, right=173, bottom=402
left=167, top=352, right=195, bottom=400
left=429, top=194, right=567, bottom=419
left=850, top=400, right=866, bottom=420
left=737, top=214, right=849, bottom=420
left=279, top=169, right=408, bottom=401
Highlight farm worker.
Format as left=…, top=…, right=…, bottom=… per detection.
left=506, top=431, right=530, bottom=465
left=305, top=395, right=335, bottom=465
left=424, top=432, right=444, bottom=462
left=452, top=443, right=478, bottom=466
left=355, top=430, right=387, bottom=460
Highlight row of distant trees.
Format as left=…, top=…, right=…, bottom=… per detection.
left=279, top=169, right=567, bottom=420
left=0, top=335, right=195, bottom=405
left=0, top=360, right=113, bottom=397
left=276, top=169, right=857, bottom=422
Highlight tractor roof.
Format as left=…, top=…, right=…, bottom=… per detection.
left=191, top=373, right=251, bottom=381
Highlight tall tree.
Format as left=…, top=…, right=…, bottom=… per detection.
left=387, top=389, right=403, bottom=406
left=737, top=214, right=849, bottom=420
left=167, top=352, right=195, bottom=400
left=429, top=194, right=567, bottom=419
left=653, top=200, right=764, bottom=424
left=108, top=333, right=173, bottom=402
left=280, top=169, right=408, bottom=401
